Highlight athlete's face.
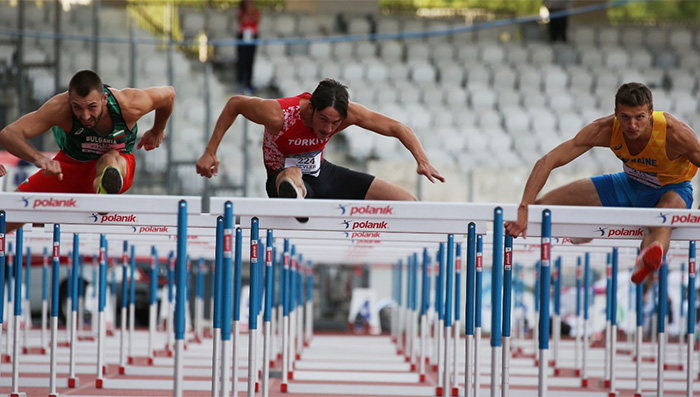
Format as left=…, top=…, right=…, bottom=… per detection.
left=615, top=103, right=653, bottom=140
left=69, top=89, right=107, bottom=129
left=311, top=106, right=344, bottom=141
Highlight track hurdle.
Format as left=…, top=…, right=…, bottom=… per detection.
left=634, top=254, right=643, bottom=397
left=442, top=235, right=454, bottom=397
left=609, top=247, right=619, bottom=397
left=262, top=229, right=274, bottom=397
left=491, top=208, right=504, bottom=397
left=68, top=234, right=80, bottom=387
left=210, top=217, right=223, bottom=397
left=247, top=217, right=260, bottom=397
left=551, top=256, right=561, bottom=375
left=41, top=247, right=48, bottom=354
left=502, top=234, right=513, bottom=397
left=0, top=212, right=4, bottom=379
left=464, top=223, right=475, bottom=397
left=48, top=224, right=59, bottom=397
left=436, top=242, right=445, bottom=396
left=687, top=241, right=695, bottom=397
left=420, top=248, right=429, bottom=383
left=474, top=234, right=483, bottom=397
left=451, top=242, right=462, bottom=397
left=658, top=259, right=668, bottom=397
left=118, top=241, right=129, bottom=375
left=10, top=226, right=25, bottom=397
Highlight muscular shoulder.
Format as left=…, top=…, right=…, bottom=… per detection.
left=663, top=111, right=699, bottom=154
left=111, top=86, right=175, bottom=119
left=37, top=92, right=73, bottom=130
left=574, top=114, right=614, bottom=147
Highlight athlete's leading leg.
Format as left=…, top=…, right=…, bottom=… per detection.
left=536, top=178, right=603, bottom=207
left=364, top=177, right=416, bottom=201
left=275, top=167, right=307, bottom=198
left=632, top=191, right=686, bottom=284
left=93, top=150, right=127, bottom=194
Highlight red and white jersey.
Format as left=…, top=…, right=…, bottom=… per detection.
left=262, top=93, right=339, bottom=176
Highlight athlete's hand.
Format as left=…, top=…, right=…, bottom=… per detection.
left=505, top=204, right=529, bottom=238
left=0, top=164, right=6, bottom=177
left=35, top=157, right=63, bottom=181
left=196, top=151, right=219, bottom=178
left=136, top=129, right=164, bottom=151
left=417, top=161, right=445, bottom=183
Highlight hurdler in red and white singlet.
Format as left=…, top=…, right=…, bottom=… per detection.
left=262, top=93, right=340, bottom=177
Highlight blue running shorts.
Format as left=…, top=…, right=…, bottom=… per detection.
left=591, top=172, right=693, bottom=209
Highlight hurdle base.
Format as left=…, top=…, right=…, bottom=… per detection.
left=128, top=356, right=134, bottom=364
left=106, top=330, right=115, bottom=337
left=48, top=393, right=59, bottom=397
left=405, top=356, right=411, bottom=362
left=255, top=382, right=259, bottom=392
left=281, top=383, right=288, bottom=393
left=22, top=347, right=28, bottom=354
left=574, top=369, right=581, bottom=376
left=634, top=393, right=642, bottom=397
left=608, top=392, right=617, bottom=397
left=119, top=366, right=125, bottom=375
left=295, top=353, right=300, bottom=360
left=96, top=378, right=103, bottom=389
left=603, top=380, right=610, bottom=388
left=420, top=374, right=426, bottom=382
left=534, top=359, right=539, bottom=367
left=68, top=377, right=79, bottom=388
left=664, top=363, right=683, bottom=371
left=581, top=378, right=588, bottom=387
left=397, top=349, right=403, bottom=355
left=3, top=354, right=11, bottom=363
left=270, top=360, right=276, bottom=367
left=40, top=347, right=47, bottom=355
left=288, top=371, right=294, bottom=380
left=410, top=363, right=416, bottom=371
left=432, top=364, right=437, bottom=372
left=277, top=353, right=282, bottom=360
left=548, top=360, right=555, bottom=367
left=148, top=357, right=154, bottom=365
left=554, top=368, right=560, bottom=376
left=103, top=365, right=107, bottom=375
left=10, top=392, right=26, bottom=397
left=436, top=386, right=443, bottom=396
left=452, top=387, right=459, bottom=396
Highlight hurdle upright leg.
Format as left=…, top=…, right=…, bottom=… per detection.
left=41, top=248, right=48, bottom=354
left=610, top=248, right=619, bottom=397
left=95, top=234, right=107, bottom=389
left=262, top=230, right=274, bottom=397
left=48, top=224, right=59, bottom=397
left=211, top=217, right=224, bottom=397
left=686, top=241, right=695, bottom=397
left=657, top=262, right=668, bottom=397
left=10, top=227, right=25, bottom=397
left=118, top=241, right=129, bottom=376
left=231, top=227, right=243, bottom=395
left=68, top=235, right=80, bottom=387
left=420, top=248, right=429, bottom=383
left=464, top=224, right=476, bottom=397
left=452, top=242, right=462, bottom=397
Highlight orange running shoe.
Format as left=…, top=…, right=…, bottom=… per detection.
left=631, top=241, right=663, bottom=285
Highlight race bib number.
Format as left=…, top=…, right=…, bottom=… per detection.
left=285, top=150, right=322, bottom=177
left=623, top=163, right=661, bottom=188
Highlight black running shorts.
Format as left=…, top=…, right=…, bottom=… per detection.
left=266, top=159, right=375, bottom=199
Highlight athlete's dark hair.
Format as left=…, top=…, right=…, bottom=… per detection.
left=615, top=82, right=653, bottom=110
left=310, top=78, right=349, bottom=119
left=68, top=70, right=104, bottom=97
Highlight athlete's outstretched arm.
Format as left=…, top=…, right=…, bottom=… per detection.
left=196, top=96, right=282, bottom=178
left=347, top=102, right=444, bottom=183
left=505, top=116, right=613, bottom=238
left=0, top=94, right=70, bottom=179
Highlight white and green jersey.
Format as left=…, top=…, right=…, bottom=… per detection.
left=53, top=86, right=137, bottom=161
